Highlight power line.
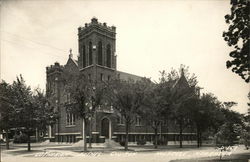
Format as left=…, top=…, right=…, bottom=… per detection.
left=1, top=38, right=66, bottom=58
left=0, top=30, right=69, bottom=53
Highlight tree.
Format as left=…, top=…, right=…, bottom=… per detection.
left=11, top=75, right=36, bottom=151
left=167, top=66, right=199, bottom=148
left=185, top=93, right=224, bottom=147
left=215, top=102, right=243, bottom=146
left=0, top=81, right=15, bottom=149
left=11, top=75, right=56, bottom=151
left=223, top=0, right=250, bottom=82
left=33, top=89, right=58, bottom=138
left=240, top=94, right=250, bottom=149
left=109, top=78, right=146, bottom=151
left=139, top=77, right=171, bottom=148
left=64, top=73, right=106, bottom=151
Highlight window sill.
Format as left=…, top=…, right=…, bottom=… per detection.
left=117, top=124, right=125, bottom=126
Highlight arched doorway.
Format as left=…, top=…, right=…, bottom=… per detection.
left=101, top=118, right=110, bottom=139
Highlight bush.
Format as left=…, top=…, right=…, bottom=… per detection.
left=13, top=133, right=28, bottom=143
left=240, top=130, right=250, bottom=150
left=137, top=139, right=146, bottom=145
left=153, top=139, right=168, bottom=145
left=215, top=123, right=241, bottom=147
left=119, top=140, right=125, bottom=146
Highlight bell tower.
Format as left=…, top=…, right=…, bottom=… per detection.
left=78, top=17, right=117, bottom=70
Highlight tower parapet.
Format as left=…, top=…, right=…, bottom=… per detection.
left=46, top=62, right=64, bottom=74
left=78, top=17, right=116, bottom=39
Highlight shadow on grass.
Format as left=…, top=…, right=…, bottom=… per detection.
left=170, top=152, right=250, bottom=162
left=46, top=146, right=134, bottom=153
left=45, top=145, right=215, bottom=154
left=5, top=149, right=43, bottom=156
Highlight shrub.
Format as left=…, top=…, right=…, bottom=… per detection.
left=13, top=133, right=28, bottom=143
left=119, top=140, right=125, bottom=146
left=137, top=139, right=146, bottom=145
left=153, top=139, right=168, bottom=145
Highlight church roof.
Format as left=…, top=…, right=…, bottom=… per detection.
left=66, top=49, right=78, bottom=67
left=116, top=70, right=142, bottom=82
left=70, top=58, right=78, bottom=67
left=172, top=69, right=190, bottom=89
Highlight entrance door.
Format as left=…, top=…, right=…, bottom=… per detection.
left=101, top=118, right=109, bottom=138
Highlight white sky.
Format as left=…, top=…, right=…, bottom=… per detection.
left=0, top=0, right=249, bottom=113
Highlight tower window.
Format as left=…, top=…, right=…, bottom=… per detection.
left=108, top=75, right=111, bottom=81
left=82, top=45, right=86, bottom=67
left=106, top=44, right=111, bottom=68
left=89, top=42, right=93, bottom=65
left=98, top=41, right=103, bottom=65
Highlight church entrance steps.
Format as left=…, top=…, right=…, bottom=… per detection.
left=72, top=139, right=120, bottom=148
left=103, top=139, right=120, bottom=148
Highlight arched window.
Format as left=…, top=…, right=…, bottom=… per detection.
left=82, top=45, right=86, bottom=67
left=98, top=41, right=103, bottom=65
left=89, top=42, right=93, bottom=65
left=106, top=44, right=111, bottom=68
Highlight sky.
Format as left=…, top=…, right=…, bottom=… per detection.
left=0, top=0, right=249, bottom=114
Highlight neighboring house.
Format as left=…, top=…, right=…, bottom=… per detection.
left=45, top=18, right=196, bottom=144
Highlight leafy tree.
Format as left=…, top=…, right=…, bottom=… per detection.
left=223, top=0, right=250, bottom=82
left=64, top=73, right=106, bottom=151
left=33, top=89, right=58, bottom=138
left=240, top=94, right=250, bottom=149
left=0, top=81, right=14, bottom=149
left=11, top=75, right=36, bottom=151
left=215, top=103, right=243, bottom=146
left=223, top=101, right=238, bottom=109
left=139, top=77, right=171, bottom=148
left=11, top=75, right=56, bottom=151
left=109, top=78, right=146, bottom=151
left=166, top=66, right=199, bottom=148
left=87, top=81, right=107, bottom=148
left=185, top=93, right=224, bottom=147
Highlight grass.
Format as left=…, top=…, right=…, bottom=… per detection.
left=170, top=152, right=250, bottom=162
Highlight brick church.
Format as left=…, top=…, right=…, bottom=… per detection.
left=45, top=18, right=196, bottom=144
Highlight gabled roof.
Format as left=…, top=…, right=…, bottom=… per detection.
left=63, top=52, right=79, bottom=75
left=172, top=69, right=190, bottom=89
left=70, top=57, right=78, bottom=67
left=65, top=49, right=78, bottom=68
left=65, top=57, right=78, bottom=68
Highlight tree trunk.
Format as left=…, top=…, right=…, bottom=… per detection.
left=6, top=131, right=9, bottom=150
left=197, top=128, right=200, bottom=148
left=199, top=132, right=202, bottom=147
left=179, top=122, right=183, bottom=148
left=125, top=122, right=129, bottom=151
left=57, top=119, right=60, bottom=143
left=83, top=118, right=87, bottom=152
left=27, top=134, right=31, bottom=151
left=154, top=128, right=158, bottom=149
left=89, top=118, right=92, bottom=148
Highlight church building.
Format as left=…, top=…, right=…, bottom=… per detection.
left=45, top=18, right=196, bottom=145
